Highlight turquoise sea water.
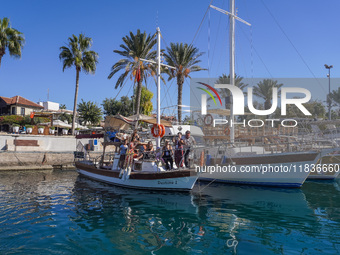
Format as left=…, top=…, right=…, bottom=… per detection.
left=1, top=170, right=340, bottom=254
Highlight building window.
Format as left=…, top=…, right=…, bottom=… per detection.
left=11, top=107, right=16, bottom=115
left=21, top=108, right=25, bottom=116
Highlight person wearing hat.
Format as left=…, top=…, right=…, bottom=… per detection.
left=182, top=130, right=196, bottom=168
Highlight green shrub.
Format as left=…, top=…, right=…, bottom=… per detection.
left=0, top=115, right=24, bottom=125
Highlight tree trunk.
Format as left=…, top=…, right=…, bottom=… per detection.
left=177, top=75, right=184, bottom=124
left=264, top=100, right=271, bottom=110
left=72, top=68, right=80, bottom=136
left=0, top=47, right=5, bottom=69
left=135, top=80, right=142, bottom=115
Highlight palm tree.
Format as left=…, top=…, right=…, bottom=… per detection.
left=164, top=43, right=205, bottom=123
left=59, top=34, right=98, bottom=135
left=253, top=79, right=283, bottom=110
left=77, top=99, right=102, bottom=125
left=0, top=17, right=25, bottom=69
left=108, top=30, right=157, bottom=115
left=213, top=74, right=247, bottom=108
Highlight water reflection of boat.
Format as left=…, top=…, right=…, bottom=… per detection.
left=307, top=151, right=340, bottom=180
left=303, top=179, right=340, bottom=222
left=74, top=176, right=197, bottom=214
left=192, top=182, right=321, bottom=254
left=72, top=176, right=200, bottom=253
left=193, top=182, right=315, bottom=223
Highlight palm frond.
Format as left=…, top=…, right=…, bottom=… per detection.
left=59, top=33, right=98, bottom=74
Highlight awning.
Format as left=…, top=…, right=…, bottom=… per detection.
left=127, top=114, right=172, bottom=127
left=40, top=120, right=87, bottom=129
left=104, top=114, right=172, bottom=129
left=207, top=109, right=253, bottom=116
left=104, top=115, right=133, bottom=130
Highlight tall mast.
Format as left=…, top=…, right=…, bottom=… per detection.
left=141, top=28, right=175, bottom=148
left=210, top=1, right=250, bottom=144
left=229, top=0, right=235, bottom=143
left=156, top=27, right=161, bottom=148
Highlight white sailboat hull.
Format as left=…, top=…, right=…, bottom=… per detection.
left=199, top=163, right=310, bottom=187
left=75, top=162, right=198, bottom=191
left=198, top=152, right=320, bottom=188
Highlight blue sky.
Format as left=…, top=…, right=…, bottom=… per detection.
left=1, top=0, right=340, bottom=114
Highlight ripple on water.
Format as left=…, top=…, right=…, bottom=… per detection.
left=1, top=171, right=340, bottom=254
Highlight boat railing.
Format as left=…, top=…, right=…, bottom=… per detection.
left=197, top=136, right=338, bottom=160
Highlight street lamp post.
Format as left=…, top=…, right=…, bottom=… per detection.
left=324, top=64, right=333, bottom=120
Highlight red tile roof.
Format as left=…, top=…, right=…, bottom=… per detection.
left=0, top=96, right=44, bottom=109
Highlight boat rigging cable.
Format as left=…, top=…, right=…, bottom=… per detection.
left=237, top=23, right=273, bottom=79
left=159, top=35, right=175, bottom=109
left=210, top=1, right=224, bottom=72
left=260, top=0, right=326, bottom=94
left=191, top=0, right=215, bottom=45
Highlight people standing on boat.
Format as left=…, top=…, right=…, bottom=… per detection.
left=182, top=130, right=196, bottom=168
left=175, top=132, right=184, bottom=168
left=107, top=129, right=117, bottom=142
left=162, top=140, right=173, bottom=170
left=144, top=141, right=155, bottom=159
left=129, top=137, right=137, bottom=150
left=119, top=139, right=128, bottom=169
left=131, top=130, right=139, bottom=142
left=134, top=143, right=145, bottom=161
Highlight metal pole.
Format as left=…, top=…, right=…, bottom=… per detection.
left=328, top=68, right=331, bottom=120
left=156, top=27, right=161, bottom=148
left=229, top=0, right=235, bottom=143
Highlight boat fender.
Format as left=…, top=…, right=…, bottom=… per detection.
left=119, top=168, right=125, bottom=178
left=200, top=151, right=205, bottom=166
left=122, top=168, right=128, bottom=180
left=206, top=155, right=212, bottom=166
left=126, top=167, right=132, bottom=180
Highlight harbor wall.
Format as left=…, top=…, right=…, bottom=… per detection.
left=0, top=134, right=113, bottom=171
left=0, top=151, right=75, bottom=170
left=0, top=151, right=103, bottom=171
left=0, top=134, right=108, bottom=152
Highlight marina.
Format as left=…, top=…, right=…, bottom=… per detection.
left=1, top=169, right=340, bottom=254
left=1, top=0, right=340, bottom=253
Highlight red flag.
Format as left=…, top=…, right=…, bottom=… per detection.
left=136, top=67, right=141, bottom=82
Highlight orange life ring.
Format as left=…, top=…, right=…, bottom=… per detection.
left=151, top=125, right=156, bottom=137
left=151, top=124, right=158, bottom=137
left=203, top=114, right=213, bottom=126
left=224, top=127, right=230, bottom=136
left=159, top=124, right=165, bottom=138
left=151, top=124, right=165, bottom=137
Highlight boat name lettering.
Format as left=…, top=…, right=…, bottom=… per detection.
left=158, top=180, right=177, bottom=185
